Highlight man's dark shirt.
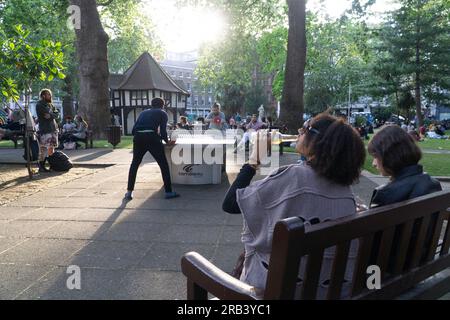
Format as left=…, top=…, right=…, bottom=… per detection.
left=132, top=108, right=169, bottom=143
left=36, top=100, right=59, bottom=134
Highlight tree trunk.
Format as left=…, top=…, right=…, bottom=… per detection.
left=279, top=0, right=306, bottom=134
left=414, top=65, right=424, bottom=126
left=62, top=75, right=74, bottom=119
left=414, top=10, right=424, bottom=127
left=70, top=0, right=110, bottom=139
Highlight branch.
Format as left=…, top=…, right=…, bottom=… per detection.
left=97, top=0, right=114, bottom=6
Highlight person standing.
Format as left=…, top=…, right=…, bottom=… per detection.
left=205, top=102, right=226, bottom=130
left=36, top=89, right=59, bottom=173
left=124, top=97, right=179, bottom=200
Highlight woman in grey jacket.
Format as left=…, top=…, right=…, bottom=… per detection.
left=223, top=113, right=366, bottom=299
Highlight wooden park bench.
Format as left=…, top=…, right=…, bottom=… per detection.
left=0, top=125, right=25, bottom=149
left=181, top=190, right=450, bottom=300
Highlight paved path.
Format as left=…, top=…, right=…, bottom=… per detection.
left=0, top=148, right=447, bottom=299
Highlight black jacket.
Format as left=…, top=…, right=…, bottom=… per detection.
left=36, top=100, right=59, bottom=134
left=370, top=164, right=442, bottom=208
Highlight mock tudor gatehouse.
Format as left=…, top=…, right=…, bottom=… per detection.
left=109, top=52, right=190, bottom=135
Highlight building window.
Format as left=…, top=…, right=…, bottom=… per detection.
left=208, top=96, right=212, bottom=104
left=178, top=71, right=183, bottom=77
left=187, top=83, right=191, bottom=91
left=171, top=71, right=175, bottom=76
left=186, top=73, right=191, bottom=78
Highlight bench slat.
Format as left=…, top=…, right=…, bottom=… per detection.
left=187, top=279, right=208, bottom=300
left=392, top=220, right=415, bottom=275
left=440, top=218, right=450, bottom=256
left=301, top=250, right=324, bottom=299
left=376, top=226, right=396, bottom=278
left=327, top=241, right=351, bottom=300
left=425, top=212, right=445, bottom=262
left=409, top=214, right=432, bottom=269
left=351, top=234, right=374, bottom=297
left=264, top=217, right=305, bottom=300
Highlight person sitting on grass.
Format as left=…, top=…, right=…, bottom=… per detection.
left=368, top=125, right=442, bottom=208
left=222, top=113, right=366, bottom=299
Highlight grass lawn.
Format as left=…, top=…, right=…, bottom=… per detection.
left=0, top=136, right=134, bottom=149
left=364, top=152, right=450, bottom=177
left=92, top=136, right=133, bottom=149
left=0, top=140, right=16, bottom=148
left=284, top=145, right=450, bottom=176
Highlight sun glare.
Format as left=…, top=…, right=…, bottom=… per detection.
left=142, top=0, right=226, bottom=53
left=143, top=0, right=397, bottom=53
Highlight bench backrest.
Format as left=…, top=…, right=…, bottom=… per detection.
left=264, top=190, right=450, bottom=300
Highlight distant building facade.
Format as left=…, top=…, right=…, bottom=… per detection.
left=109, top=52, right=189, bottom=135
left=160, top=51, right=215, bottom=119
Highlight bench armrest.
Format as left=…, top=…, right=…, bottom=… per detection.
left=181, top=252, right=259, bottom=300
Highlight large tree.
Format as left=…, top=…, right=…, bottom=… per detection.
left=70, top=0, right=111, bottom=139
left=279, top=0, right=306, bottom=132
left=375, top=0, right=450, bottom=126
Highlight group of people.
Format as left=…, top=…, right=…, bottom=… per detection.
left=173, top=103, right=276, bottom=133
left=59, top=115, right=89, bottom=149
left=400, top=121, right=449, bottom=141
left=221, top=113, right=442, bottom=299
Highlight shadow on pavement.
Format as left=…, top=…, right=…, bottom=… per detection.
left=34, top=170, right=240, bottom=300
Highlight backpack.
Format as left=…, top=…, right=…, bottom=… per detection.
left=47, top=151, right=73, bottom=172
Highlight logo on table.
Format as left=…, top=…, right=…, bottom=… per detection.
left=179, top=164, right=203, bottom=177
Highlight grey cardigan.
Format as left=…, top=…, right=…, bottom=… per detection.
left=236, top=163, right=358, bottom=299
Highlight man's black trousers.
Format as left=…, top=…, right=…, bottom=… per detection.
left=127, top=132, right=172, bottom=193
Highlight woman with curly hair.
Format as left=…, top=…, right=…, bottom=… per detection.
left=222, top=113, right=366, bottom=299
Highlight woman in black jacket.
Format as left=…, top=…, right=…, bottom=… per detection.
left=368, top=125, right=442, bottom=208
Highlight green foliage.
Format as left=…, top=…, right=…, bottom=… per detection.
left=0, top=0, right=75, bottom=98
left=256, top=12, right=376, bottom=115
left=372, top=0, right=450, bottom=112
left=0, top=24, right=65, bottom=101
left=195, top=33, right=260, bottom=115
left=102, top=0, right=164, bottom=73
left=372, top=107, right=394, bottom=123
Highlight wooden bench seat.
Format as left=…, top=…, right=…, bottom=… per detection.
left=0, top=126, right=25, bottom=149
left=181, top=191, right=450, bottom=300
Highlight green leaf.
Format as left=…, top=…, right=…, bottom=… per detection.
left=57, top=72, right=66, bottom=79
left=47, top=74, right=54, bottom=82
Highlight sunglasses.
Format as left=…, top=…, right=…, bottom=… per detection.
left=299, top=126, right=321, bottom=136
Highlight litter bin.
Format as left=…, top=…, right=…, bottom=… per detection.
left=107, top=125, right=121, bottom=148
